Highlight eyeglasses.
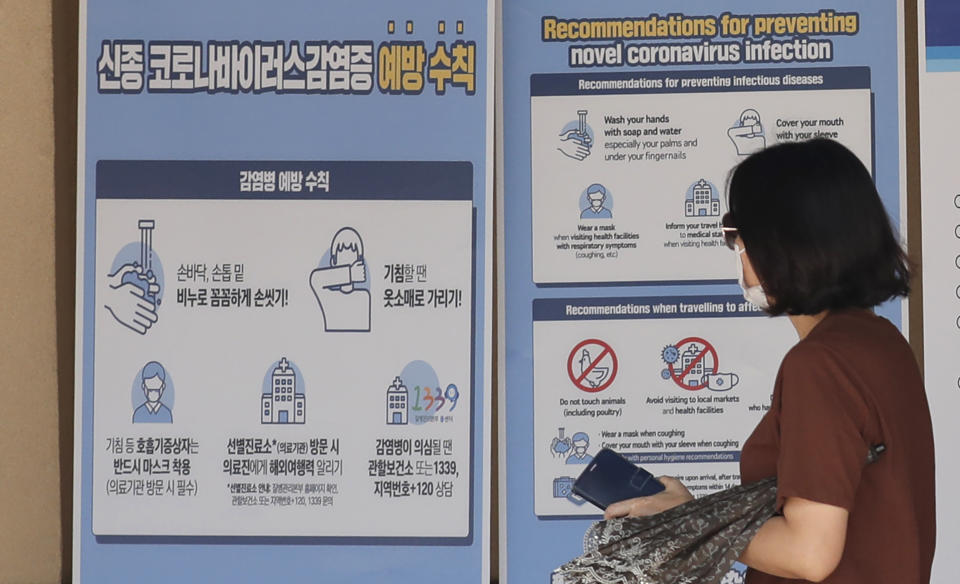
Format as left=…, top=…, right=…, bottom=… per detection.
left=721, top=212, right=738, bottom=250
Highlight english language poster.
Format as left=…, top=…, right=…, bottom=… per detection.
left=499, top=2, right=905, bottom=581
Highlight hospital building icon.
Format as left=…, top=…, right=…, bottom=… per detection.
left=685, top=179, right=721, bottom=217
left=261, top=357, right=305, bottom=424
left=386, top=376, right=409, bottom=425
left=680, top=345, right=705, bottom=387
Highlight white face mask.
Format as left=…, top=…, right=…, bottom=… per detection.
left=143, top=377, right=164, bottom=403
left=735, top=245, right=770, bottom=310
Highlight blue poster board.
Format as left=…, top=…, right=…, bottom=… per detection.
left=74, top=1, right=492, bottom=582
left=500, top=2, right=904, bottom=582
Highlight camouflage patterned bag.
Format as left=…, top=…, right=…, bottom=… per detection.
left=552, top=445, right=885, bottom=584
left=551, top=478, right=776, bottom=584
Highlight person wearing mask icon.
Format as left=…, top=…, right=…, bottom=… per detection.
left=133, top=361, right=172, bottom=423
left=565, top=432, right=593, bottom=464
left=580, top=184, right=612, bottom=219
left=603, top=139, right=935, bottom=584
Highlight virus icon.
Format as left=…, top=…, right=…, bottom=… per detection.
left=661, top=345, right=680, bottom=365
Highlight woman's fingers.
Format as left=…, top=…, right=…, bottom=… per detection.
left=657, top=476, right=683, bottom=490
left=602, top=477, right=694, bottom=520
left=604, top=497, right=654, bottom=519
left=604, top=498, right=636, bottom=519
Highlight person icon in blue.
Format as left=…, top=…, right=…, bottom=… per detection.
left=565, top=432, right=593, bottom=464
left=133, top=361, right=172, bottom=423
left=580, top=184, right=612, bottom=219
left=309, top=227, right=372, bottom=332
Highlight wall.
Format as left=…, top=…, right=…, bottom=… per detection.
left=0, top=0, right=923, bottom=581
left=0, top=0, right=63, bottom=581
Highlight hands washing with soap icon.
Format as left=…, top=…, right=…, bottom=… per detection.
left=104, top=263, right=160, bottom=335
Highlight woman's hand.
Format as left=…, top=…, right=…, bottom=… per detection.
left=603, top=476, right=694, bottom=519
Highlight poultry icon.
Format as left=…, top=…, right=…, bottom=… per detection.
left=578, top=348, right=609, bottom=388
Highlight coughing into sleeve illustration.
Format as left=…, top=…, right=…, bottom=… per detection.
left=309, top=226, right=372, bottom=332
left=727, top=109, right=766, bottom=156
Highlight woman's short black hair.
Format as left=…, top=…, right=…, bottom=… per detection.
left=727, top=138, right=910, bottom=315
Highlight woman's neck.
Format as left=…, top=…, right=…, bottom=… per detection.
left=788, top=311, right=829, bottom=340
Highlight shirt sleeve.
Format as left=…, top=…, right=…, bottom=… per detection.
left=775, top=341, right=870, bottom=511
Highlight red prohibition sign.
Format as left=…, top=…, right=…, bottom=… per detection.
left=567, top=339, right=618, bottom=393
left=667, top=336, right=718, bottom=391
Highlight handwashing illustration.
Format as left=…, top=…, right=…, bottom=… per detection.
left=558, top=109, right=593, bottom=161
left=105, top=219, right=162, bottom=336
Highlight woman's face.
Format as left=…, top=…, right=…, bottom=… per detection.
left=736, top=236, right=763, bottom=288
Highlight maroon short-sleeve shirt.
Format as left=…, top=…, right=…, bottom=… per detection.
left=740, top=310, right=936, bottom=583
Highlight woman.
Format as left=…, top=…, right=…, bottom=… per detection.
left=605, top=139, right=936, bottom=583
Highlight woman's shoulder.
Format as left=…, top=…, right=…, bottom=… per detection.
left=779, top=309, right=920, bottom=399
left=795, top=309, right=908, bottom=356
